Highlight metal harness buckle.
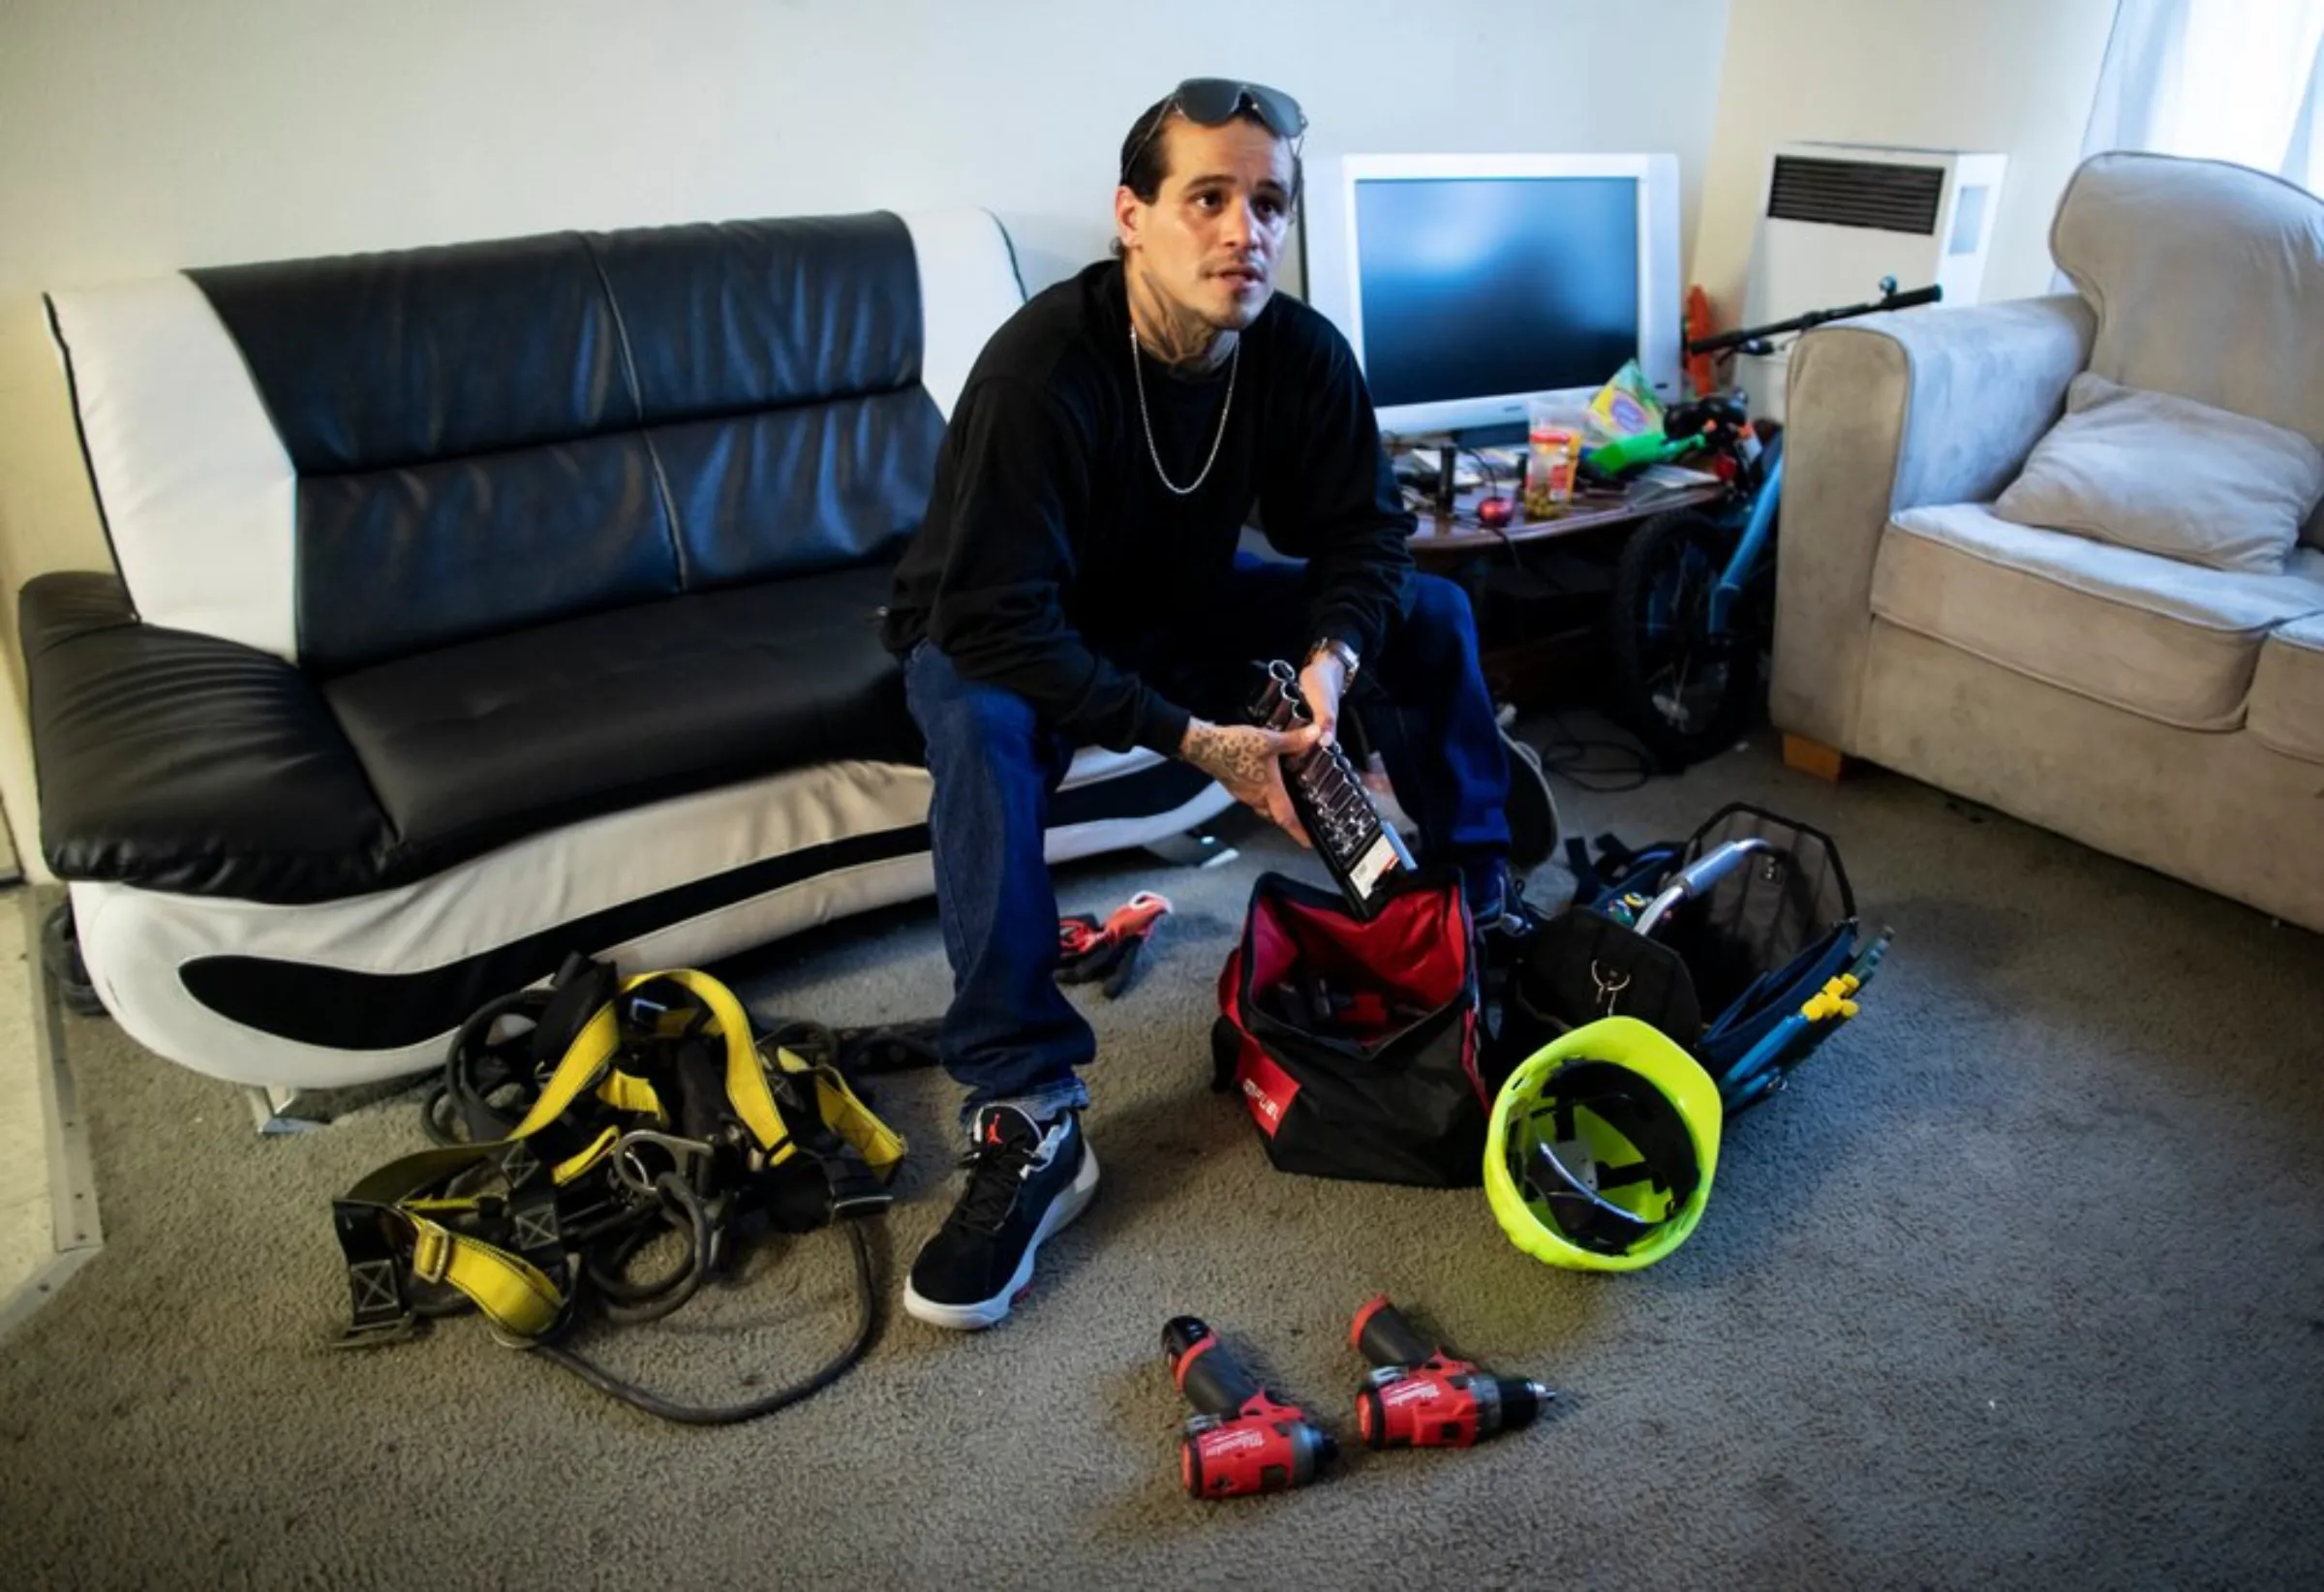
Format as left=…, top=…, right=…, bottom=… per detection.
left=611, top=1129, right=716, bottom=1196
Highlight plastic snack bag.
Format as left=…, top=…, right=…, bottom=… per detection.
left=1587, top=359, right=1665, bottom=445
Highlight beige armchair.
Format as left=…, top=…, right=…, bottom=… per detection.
left=1770, top=151, right=2324, bottom=933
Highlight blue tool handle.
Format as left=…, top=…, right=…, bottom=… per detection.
left=1847, top=928, right=1894, bottom=988
left=1716, top=1011, right=1809, bottom=1098
left=1717, top=927, right=1893, bottom=1102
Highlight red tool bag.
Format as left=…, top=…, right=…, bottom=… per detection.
left=1210, top=869, right=1485, bottom=1188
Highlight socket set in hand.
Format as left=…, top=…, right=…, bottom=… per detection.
left=1248, top=659, right=1414, bottom=919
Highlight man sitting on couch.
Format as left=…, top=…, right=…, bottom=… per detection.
left=881, top=77, right=1528, bottom=1330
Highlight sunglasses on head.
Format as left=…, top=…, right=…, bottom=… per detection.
left=1120, top=77, right=1307, bottom=184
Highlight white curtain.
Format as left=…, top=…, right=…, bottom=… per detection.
left=2080, top=0, right=2324, bottom=188
left=2286, top=24, right=2324, bottom=188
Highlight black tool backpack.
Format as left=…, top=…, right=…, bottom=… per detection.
left=1489, top=804, right=1875, bottom=1114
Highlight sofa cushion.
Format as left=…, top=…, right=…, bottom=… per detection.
left=1876, top=503, right=2324, bottom=728
left=22, top=572, right=396, bottom=903
left=297, top=434, right=684, bottom=675
left=190, top=231, right=627, bottom=475
left=591, top=214, right=946, bottom=589
left=1992, top=372, right=2324, bottom=574
left=325, top=562, right=917, bottom=872
left=2248, top=615, right=2324, bottom=764
left=140, top=213, right=960, bottom=676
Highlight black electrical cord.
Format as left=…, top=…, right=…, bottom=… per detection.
left=1530, top=710, right=1655, bottom=794
left=1460, top=445, right=1500, bottom=504
left=530, top=1219, right=882, bottom=1427
left=1458, top=444, right=1543, bottom=570
left=585, top=1183, right=706, bottom=1318
left=592, top=1176, right=713, bottom=1327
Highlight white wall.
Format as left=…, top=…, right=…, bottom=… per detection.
left=0, top=0, right=1731, bottom=878
left=1692, top=0, right=2121, bottom=326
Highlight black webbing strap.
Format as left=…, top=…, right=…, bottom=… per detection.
left=1548, top=1061, right=1700, bottom=1207
left=1518, top=1060, right=1703, bottom=1255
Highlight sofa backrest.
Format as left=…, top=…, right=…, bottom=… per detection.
left=2051, top=151, right=2324, bottom=546
left=46, top=209, right=1024, bottom=673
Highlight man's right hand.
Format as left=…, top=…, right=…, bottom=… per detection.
left=1180, top=719, right=1319, bottom=848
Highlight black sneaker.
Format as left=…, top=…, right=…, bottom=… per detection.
left=902, top=1104, right=1098, bottom=1331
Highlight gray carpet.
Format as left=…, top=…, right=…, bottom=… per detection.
left=3, top=732, right=2321, bottom=1590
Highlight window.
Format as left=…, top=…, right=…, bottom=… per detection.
left=2083, top=0, right=2324, bottom=190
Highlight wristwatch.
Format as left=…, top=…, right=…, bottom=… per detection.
left=1307, top=637, right=1360, bottom=679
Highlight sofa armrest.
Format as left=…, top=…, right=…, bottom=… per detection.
left=21, top=571, right=394, bottom=902
left=1769, top=293, right=2096, bottom=750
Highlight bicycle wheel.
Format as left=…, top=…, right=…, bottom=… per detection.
left=1605, top=509, right=1763, bottom=772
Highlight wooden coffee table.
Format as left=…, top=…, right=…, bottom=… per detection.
left=1408, top=478, right=1728, bottom=566
left=1406, top=475, right=1729, bottom=704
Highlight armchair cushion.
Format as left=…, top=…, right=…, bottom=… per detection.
left=2248, top=615, right=2324, bottom=764
left=1993, top=372, right=2324, bottom=574
left=1877, top=503, right=2324, bottom=729
left=2050, top=151, right=2324, bottom=549
left=2052, top=152, right=2324, bottom=448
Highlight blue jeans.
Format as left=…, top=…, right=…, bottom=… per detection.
left=904, top=558, right=1512, bottom=1119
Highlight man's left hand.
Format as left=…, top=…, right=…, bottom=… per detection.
left=1299, top=648, right=1349, bottom=748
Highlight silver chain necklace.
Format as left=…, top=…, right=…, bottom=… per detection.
left=1129, top=320, right=1239, bottom=497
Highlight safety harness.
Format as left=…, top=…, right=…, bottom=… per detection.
left=331, top=954, right=910, bottom=1425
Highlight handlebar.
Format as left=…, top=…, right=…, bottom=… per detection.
left=1687, top=282, right=1942, bottom=357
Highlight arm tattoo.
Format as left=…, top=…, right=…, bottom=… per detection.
left=1185, top=722, right=1281, bottom=796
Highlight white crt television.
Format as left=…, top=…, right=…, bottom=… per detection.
left=1299, top=153, right=1684, bottom=441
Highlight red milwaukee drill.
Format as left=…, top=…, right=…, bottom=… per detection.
left=1350, top=1295, right=1553, bottom=1450
left=1163, top=1316, right=1337, bottom=1499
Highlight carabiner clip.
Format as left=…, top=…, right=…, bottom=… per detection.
left=612, top=1128, right=715, bottom=1196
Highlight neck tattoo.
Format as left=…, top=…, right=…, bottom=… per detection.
left=1130, top=320, right=1239, bottom=497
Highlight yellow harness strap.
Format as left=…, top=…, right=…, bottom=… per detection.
left=405, top=1215, right=565, bottom=1336
left=336, top=965, right=904, bottom=1344
left=340, top=1145, right=570, bottom=1337
left=625, top=967, right=904, bottom=1175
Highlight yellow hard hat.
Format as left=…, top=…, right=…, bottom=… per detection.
left=1483, top=1016, right=1724, bottom=1271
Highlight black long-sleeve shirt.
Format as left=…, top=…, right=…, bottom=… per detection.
left=882, top=260, right=1415, bottom=755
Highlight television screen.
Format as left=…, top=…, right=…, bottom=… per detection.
left=1351, top=175, right=1641, bottom=410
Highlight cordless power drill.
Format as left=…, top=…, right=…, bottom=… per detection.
left=1163, top=1316, right=1337, bottom=1499
left=1350, top=1295, right=1554, bottom=1450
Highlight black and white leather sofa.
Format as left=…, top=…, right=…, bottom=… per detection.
left=27, top=209, right=1230, bottom=1090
